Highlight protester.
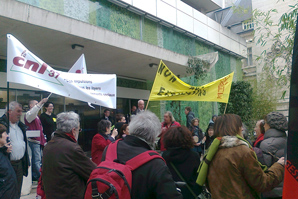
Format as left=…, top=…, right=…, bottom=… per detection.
left=189, top=118, right=205, bottom=157
left=131, top=105, right=137, bottom=115
left=253, top=120, right=265, bottom=148
left=158, top=111, right=181, bottom=152
left=260, top=112, right=287, bottom=199
left=136, top=99, right=145, bottom=114
left=114, top=113, right=126, bottom=135
left=42, top=111, right=96, bottom=199
left=204, top=123, right=215, bottom=151
left=0, top=101, right=29, bottom=198
left=162, top=126, right=202, bottom=199
left=102, top=111, right=183, bottom=199
left=0, top=124, right=18, bottom=199
left=242, top=123, right=252, bottom=146
left=101, top=109, right=114, bottom=125
left=91, top=120, right=118, bottom=165
left=40, top=102, right=57, bottom=142
left=185, top=106, right=195, bottom=129
left=197, top=114, right=285, bottom=199
left=209, top=115, right=217, bottom=125
left=117, top=124, right=129, bottom=139
left=24, top=98, right=47, bottom=181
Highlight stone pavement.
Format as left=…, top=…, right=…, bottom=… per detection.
left=20, top=184, right=37, bottom=199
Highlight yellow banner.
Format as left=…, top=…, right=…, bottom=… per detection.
left=148, top=61, right=234, bottom=103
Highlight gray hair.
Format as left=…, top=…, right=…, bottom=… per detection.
left=6, top=101, right=22, bottom=112
left=138, top=99, right=144, bottom=105
left=265, top=112, right=288, bottom=132
left=242, top=123, right=249, bottom=139
left=129, top=111, right=161, bottom=146
left=56, top=111, right=80, bottom=133
left=164, top=111, right=175, bottom=122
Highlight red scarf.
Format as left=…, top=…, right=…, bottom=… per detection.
left=66, top=133, right=77, bottom=143
left=253, top=134, right=264, bottom=147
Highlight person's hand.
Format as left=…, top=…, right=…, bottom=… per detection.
left=5, top=142, right=12, bottom=153
left=277, top=157, right=285, bottom=166
left=111, top=128, right=118, bottom=138
left=40, top=98, right=48, bottom=104
left=202, top=136, right=206, bottom=143
left=196, top=143, right=201, bottom=146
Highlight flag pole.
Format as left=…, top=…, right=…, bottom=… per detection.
left=145, top=99, right=150, bottom=111
left=47, top=93, right=52, bottom=99
left=6, top=82, right=9, bottom=134
left=223, top=103, right=228, bottom=114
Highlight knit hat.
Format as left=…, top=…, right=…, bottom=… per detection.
left=265, top=112, right=288, bottom=132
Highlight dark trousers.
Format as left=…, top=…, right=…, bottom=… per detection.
left=10, top=160, right=23, bottom=198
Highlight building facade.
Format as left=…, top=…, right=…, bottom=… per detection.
left=0, top=0, right=246, bottom=146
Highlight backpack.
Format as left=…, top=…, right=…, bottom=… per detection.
left=84, top=139, right=164, bottom=199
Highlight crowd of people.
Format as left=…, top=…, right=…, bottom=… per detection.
left=0, top=99, right=287, bottom=199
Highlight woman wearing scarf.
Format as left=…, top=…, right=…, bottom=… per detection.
left=253, top=120, right=265, bottom=148
left=196, top=114, right=285, bottom=199
left=91, top=120, right=118, bottom=165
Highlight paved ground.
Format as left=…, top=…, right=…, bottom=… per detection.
left=21, top=185, right=37, bottom=199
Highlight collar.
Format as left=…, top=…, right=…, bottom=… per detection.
left=123, top=135, right=152, bottom=150
left=54, top=131, right=77, bottom=143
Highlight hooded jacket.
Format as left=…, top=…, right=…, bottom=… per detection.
left=205, top=136, right=284, bottom=199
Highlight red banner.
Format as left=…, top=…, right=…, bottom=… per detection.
left=282, top=16, right=298, bottom=198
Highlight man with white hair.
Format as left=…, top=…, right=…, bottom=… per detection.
left=102, top=111, right=182, bottom=199
left=42, top=112, right=96, bottom=199
left=0, top=101, right=29, bottom=198
left=136, top=99, right=145, bottom=114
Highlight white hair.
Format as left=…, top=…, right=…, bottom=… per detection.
left=6, top=101, right=22, bottom=112
left=129, top=111, right=161, bottom=146
left=56, top=112, right=80, bottom=133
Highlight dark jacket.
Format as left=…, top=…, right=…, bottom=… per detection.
left=42, top=131, right=96, bottom=199
left=162, top=148, right=202, bottom=199
left=189, top=125, right=204, bottom=153
left=0, top=146, right=18, bottom=199
left=40, top=112, right=57, bottom=142
left=102, top=135, right=183, bottom=199
left=0, top=114, right=30, bottom=177
left=260, top=128, right=287, bottom=198
left=205, top=135, right=215, bottom=150
left=100, top=115, right=114, bottom=125
left=186, top=111, right=195, bottom=129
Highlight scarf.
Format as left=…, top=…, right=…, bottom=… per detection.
left=196, top=134, right=267, bottom=186
left=253, top=134, right=264, bottom=147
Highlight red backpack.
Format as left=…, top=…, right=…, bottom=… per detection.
left=84, top=139, right=164, bottom=199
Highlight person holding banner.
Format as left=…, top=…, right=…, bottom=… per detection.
left=24, top=98, right=48, bottom=182
left=0, top=102, right=30, bottom=198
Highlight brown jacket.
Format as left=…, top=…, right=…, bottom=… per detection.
left=207, top=136, right=284, bottom=199
left=42, top=131, right=96, bottom=199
